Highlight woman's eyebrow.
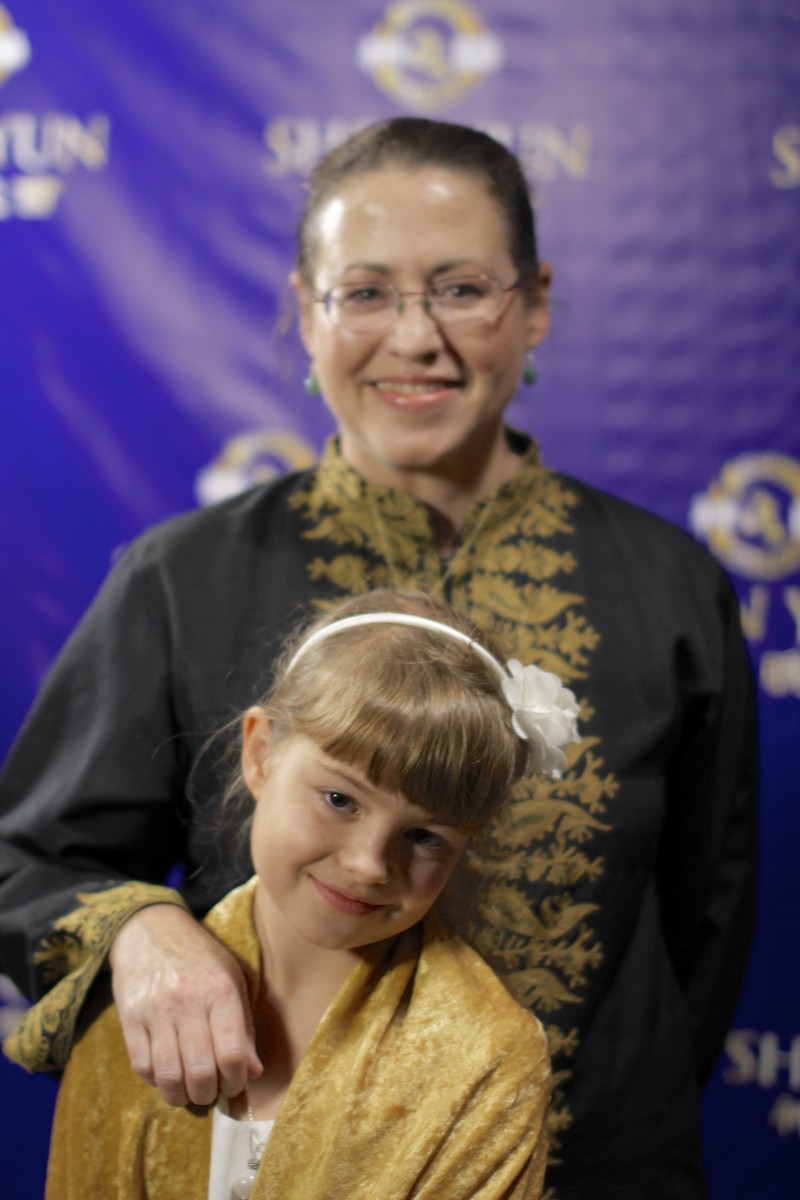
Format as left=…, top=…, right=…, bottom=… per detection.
left=336, top=258, right=483, bottom=278
left=430, top=258, right=480, bottom=276
left=338, top=261, right=392, bottom=276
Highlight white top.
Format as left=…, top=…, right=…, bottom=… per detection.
left=207, top=1099, right=274, bottom=1200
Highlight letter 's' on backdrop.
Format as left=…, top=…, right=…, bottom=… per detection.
left=0, top=4, right=798, bottom=1196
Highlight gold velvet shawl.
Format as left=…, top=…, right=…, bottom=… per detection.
left=45, top=878, right=551, bottom=1199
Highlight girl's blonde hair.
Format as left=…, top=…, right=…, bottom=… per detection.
left=242, top=589, right=528, bottom=832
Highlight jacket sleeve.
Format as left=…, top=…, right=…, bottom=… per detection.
left=656, top=567, right=759, bottom=1083
left=3, top=882, right=187, bottom=1073
left=0, top=537, right=191, bottom=1009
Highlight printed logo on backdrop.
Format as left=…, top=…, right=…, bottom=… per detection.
left=690, top=453, right=800, bottom=698
left=262, top=0, right=591, bottom=188
left=356, top=0, right=503, bottom=111
left=195, top=430, right=318, bottom=507
left=0, top=5, right=110, bottom=221
left=724, top=1028, right=800, bottom=1140
left=770, top=125, right=800, bottom=189
left=0, top=4, right=29, bottom=83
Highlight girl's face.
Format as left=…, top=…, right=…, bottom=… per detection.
left=292, top=165, right=550, bottom=492
left=243, top=715, right=470, bottom=955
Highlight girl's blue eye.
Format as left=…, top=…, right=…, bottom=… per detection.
left=323, top=790, right=354, bottom=811
left=406, top=827, right=444, bottom=849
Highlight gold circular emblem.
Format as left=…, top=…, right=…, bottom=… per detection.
left=689, top=453, right=800, bottom=580
left=356, top=0, right=504, bottom=112
left=0, top=7, right=31, bottom=86
left=195, top=429, right=318, bottom=506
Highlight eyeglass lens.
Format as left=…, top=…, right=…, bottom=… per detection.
left=324, top=276, right=510, bottom=328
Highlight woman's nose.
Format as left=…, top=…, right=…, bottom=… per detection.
left=387, top=294, right=446, bottom=356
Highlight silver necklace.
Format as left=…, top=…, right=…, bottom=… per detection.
left=231, top=1089, right=268, bottom=1200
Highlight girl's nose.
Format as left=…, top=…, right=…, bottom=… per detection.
left=339, top=830, right=393, bottom=886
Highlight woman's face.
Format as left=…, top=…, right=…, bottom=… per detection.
left=293, top=165, right=550, bottom=491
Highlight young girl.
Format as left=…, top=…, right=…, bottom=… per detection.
left=41, top=589, right=580, bottom=1200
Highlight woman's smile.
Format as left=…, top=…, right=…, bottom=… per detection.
left=369, top=375, right=461, bottom=411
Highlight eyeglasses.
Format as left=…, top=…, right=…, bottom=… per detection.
left=312, top=274, right=522, bottom=332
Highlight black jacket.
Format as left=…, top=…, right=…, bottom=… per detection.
left=0, top=436, right=758, bottom=1199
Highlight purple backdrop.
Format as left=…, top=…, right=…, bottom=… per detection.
left=1, top=3, right=798, bottom=1197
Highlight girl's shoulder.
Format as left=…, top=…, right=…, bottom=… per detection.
left=417, top=918, right=549, bottom=1064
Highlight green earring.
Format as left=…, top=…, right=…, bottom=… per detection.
left=523, top=352, right=537, bottom=386
left=304, top=366, right=320, bottom=396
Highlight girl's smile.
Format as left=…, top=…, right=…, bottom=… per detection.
left=309, top=875, right=386, bottom=915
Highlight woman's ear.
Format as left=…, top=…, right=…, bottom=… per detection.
left=289, top=269, right=314, bottom=353
left=524, top=260, right=552, bottom=349
left=241, top=707, right=273, bottom=798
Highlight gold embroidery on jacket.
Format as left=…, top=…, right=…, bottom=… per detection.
left=3, top=883, right=187, bottom=1074
left=291, top=439, right=619, bottom=1161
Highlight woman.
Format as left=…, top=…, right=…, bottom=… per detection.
left=1, top=117, right=757, bottom=1199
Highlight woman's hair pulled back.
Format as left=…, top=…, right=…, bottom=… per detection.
left=296, top=117, right=539, bottom=291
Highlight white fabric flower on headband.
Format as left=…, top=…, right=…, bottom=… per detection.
left=501, top=659, right=581, bottom=779
left=287, top=611, right=581, bottom=779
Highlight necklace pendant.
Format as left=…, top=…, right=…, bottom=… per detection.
left=232, top=1169, right=256, bottom=1199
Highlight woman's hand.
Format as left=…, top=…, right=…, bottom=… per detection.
left=109, top=904, right=262, bottom=1107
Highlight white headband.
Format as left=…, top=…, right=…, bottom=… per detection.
left=287, top=612, right=581, bottom=779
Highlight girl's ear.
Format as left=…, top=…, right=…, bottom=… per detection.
left=241, top=707, right=273, bottom=797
